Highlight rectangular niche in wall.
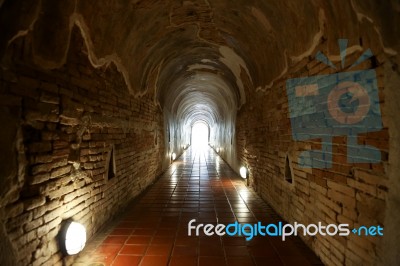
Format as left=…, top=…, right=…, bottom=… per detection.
left=284, top=155, right=293, bottom=184
left=106, top=145, right=116, bottom=180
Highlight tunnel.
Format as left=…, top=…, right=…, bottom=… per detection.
left=0, top=1, right=399, bottom=265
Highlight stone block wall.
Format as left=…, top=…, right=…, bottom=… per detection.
left=236, top=39, right=392, bottom=265
left=0, top=29, right=166, bottom=266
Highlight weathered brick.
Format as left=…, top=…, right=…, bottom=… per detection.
left=327, top=189, right=356, bottom=209
left=24, top=217, right=44, bottom=232
left=5, top=202, right=24, bottom=218
left=327, top=180, right=355, bottom=197
left=50, top=165, right=71, bottom=179
left=37, top=216, right=62, bottom=238
left=28, top=142, right=52, bottom=153
left=24, top=196, right=46, bottom=211
left=348, top=179, right=377, bottom=196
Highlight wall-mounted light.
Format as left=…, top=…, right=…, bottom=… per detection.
left=171, top=152, right=177, bottom=160
left=240, top=166, right=248, bottom=179
left=59, top=220, right=86, bottom=256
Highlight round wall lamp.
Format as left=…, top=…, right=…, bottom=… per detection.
left=59, top=220, right=86, bottom=256
left=171, top=152, right=177, bottom=160
left=240, top=166, right=248, bottom=179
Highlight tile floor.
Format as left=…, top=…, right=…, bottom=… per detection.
left=75, top=147, right=323, bottom=266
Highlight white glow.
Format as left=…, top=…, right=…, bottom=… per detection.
left=191, top=122, right=209, bottom=151
left=65, top=222, right=86, bottom=255
left=240, top=166, right=248, bottom=179
left=171, top=153, right=177, bottom=160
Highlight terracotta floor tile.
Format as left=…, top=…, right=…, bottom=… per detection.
left=222, top=237, right=247, bottom=246
left=198, top=256, right=226, bottom=266
left=248, top=246, right=279, bottom=258
left=112, top=255, right=142, bottom=266
left=110, top=228, right=134, bottom=236
left=173, top=246, right=198, bottom=257
left=116, top=221, right=136, bottom=228
left=140, top=255, right=169, bottom=266
left=77, top=148, right=322, bottom=266
left=152, top=236, right=175, bottom=245
left=224, top=246, right=250, bottom=257
left=226, top=256, right=255, bottom=266
left=175, top=236, right=199, bottom=246
left=279, top=255, right=314, bottom=266
left=133, top=229, right=155, bottom=236
left=156, top=228, right=177, bottom=237
left=169, top=256, right=198, bottom=266
left=199, top=245, right=224, bottom=257
left=92, top=244, right=122, bottom=265
left=103, top=236, right=129, bottom=245
left=146, top=245, right=172, bottom=256
left=126, top=236, right=152, bottom=245
left=119, top=245, right=147, bottom=255
left=253, top=257, right=284, bottom=266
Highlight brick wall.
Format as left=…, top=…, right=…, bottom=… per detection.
left=236, top=40, right=390, bottom=265
left=0, top=29, right=166, bottom=265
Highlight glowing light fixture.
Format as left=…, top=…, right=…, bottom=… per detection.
left=240, top=166, right=248, bottom=179
left=60, top=221, right=86, bottom=255
left=171, top=152, right=177, bottom=160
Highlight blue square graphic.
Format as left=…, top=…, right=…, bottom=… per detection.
left=286, top=69, right=382, bottom=168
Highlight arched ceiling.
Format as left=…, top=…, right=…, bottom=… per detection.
left=0, top=0, right=398, bottom=127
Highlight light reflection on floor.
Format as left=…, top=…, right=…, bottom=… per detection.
left=75, top=147, right=322, bottom=266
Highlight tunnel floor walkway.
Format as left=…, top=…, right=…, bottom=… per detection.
left=75, top=147, right=323, bottom=266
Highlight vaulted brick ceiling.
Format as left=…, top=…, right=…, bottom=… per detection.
left=0, top=0, right=398, bottom=125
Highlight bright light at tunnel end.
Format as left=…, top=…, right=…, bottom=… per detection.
left=240, top=166, right=248, bottom=179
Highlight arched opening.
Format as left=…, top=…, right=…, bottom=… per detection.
left=191, top=122, right=209, bottom=151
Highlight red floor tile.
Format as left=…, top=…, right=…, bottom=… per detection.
left=127, top=236, right=152, bottom=245
left=226, top=256, right=254, bottom=266
left=133, top=228, right=155, bottom=236
left=92, top=244, right=122, bottom=266
left=152, top=236, right=175, bottom=245
left=224, top=246, right=250, bottom=257
left=120, top=245, right=147, bottom=255
left=199, top=256, right=226, bottom=266
left=78, top=148, right=322, bottom=266
left=156, top=228, right=177, bottom=237
left=112, top=255, right=141, bottom=266
left=146, top=245, right=172, bottom=256
left=103, top=236, right=129, bottom=245
left=140, top=255, right=169, bottom=266
left=116, top=221, right=136, bottom=228
left=222, top=237, right=246, bottom=246
left=248, top=246, right=280, bottom=258
left=253, top=257, right=284, bottom=266
left=169, top=256, right=198, bottom=266
left=111, top=228, right=134, bottom=235
left=199, top=245, right=224, bottom=257
left=173, top=246, right=198, bottom=256
left=175, top=236, right=198, bottom=246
